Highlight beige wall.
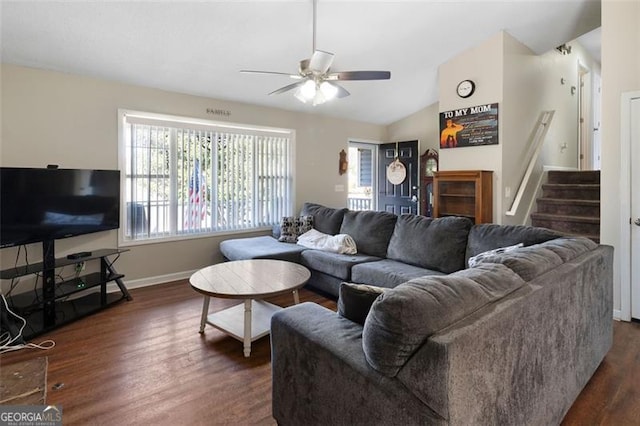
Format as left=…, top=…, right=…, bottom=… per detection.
left=601, top=0, right=640, bottom=315
left=500, top=34, right=601, bottom=225
left=389, top=30, right=601, bottom=226
left=438, top=32, right=504, bottom=223
left=386, top=102, right=440, bottom=153
left=500, top=33, right=541, bottom=225
left=0, top=64, right=385, bottom=283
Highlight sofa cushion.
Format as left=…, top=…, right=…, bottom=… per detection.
left=339, top=210, right=397, bottom=257
left=539, top=236, right=597, bottom=262
left=465, top=224, right=561, bottom=264
left=362, top=263, right=526, bottom=377
left=220, top=235, right=306, bottom=263
left=387, top=215, right=473, bottom=273
left=300, top=203, right=347, bottom=235
left=472, top=236, right=596, bottom=282
left=352, top=259, right=445, bottom=289
left=338, top=282, right=387, bottom=325
left=300, top=250, right=381, bottom=281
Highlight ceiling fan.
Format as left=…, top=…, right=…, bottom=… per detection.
left=240, top=0, right=391, bottom=106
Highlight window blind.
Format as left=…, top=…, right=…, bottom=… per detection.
left=121, top=112, right=292, bottom=243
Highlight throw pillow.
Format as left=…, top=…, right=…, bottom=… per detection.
left=278, top=215, right=314, bottom=243
left=298, top=215, right=314, bottom=235
left=278, top=216, right=297, bottom=243
left=468, top=243, right=524, bottom=267
left=338, top=282, right=386, bottom=326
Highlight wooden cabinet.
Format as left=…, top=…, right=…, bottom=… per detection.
left=433, top=170, right=493, bottom=224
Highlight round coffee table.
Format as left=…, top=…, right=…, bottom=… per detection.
left=189, top=259, right=311, bottom=357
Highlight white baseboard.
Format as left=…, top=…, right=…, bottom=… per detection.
left=107, top=269, right=197, bottom=293
left=613, top=309, right=622, bottom=321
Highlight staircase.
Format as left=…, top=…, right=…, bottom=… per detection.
left=531, top=170, right=601, bottom=243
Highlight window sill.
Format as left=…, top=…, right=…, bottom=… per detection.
left=118, top=226, right=273, bottom=248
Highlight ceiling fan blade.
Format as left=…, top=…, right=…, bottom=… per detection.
left=329, top=71, right=391, bottom=81
left=332, top=83, right=350, bottom=99
left=309, top=50, right=334, bottom=74
left=268, top=80, right=307, bottom=95
left=241, top=70, right=302, bottom=79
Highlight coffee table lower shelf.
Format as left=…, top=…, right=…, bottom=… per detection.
left=200, top=299, right=282, bottom=357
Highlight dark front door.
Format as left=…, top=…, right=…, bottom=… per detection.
left=378, top=140, right=419, bottom=215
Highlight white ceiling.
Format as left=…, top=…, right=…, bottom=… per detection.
left=1, top=0, right=601, bottom=125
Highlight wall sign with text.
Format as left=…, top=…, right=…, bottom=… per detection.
left=439, top=103, right=499, bottom=149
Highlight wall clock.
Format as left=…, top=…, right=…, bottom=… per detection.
left=456, top=79, right=476, bottom=98
left=423, top=151, right=439, bottom=176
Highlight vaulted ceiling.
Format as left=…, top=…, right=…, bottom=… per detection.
left=1, top=1, right=601, bottom=125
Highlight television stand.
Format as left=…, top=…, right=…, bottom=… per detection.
left=1, top=241, right=132, bottom=340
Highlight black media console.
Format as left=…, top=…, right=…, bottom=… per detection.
left=1, top=240, right=132, bottom=340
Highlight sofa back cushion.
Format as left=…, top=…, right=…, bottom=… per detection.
left=339, top=210, right=397, bottom=257
left=387, top=215, right=473, bottom=273
left=300, top=202, right=348, bottom=235
left=362, top=263, right=525, bottom=377
left=472, top=236, right=597, bottom=282
left=465, top=224, right=561, bottom=264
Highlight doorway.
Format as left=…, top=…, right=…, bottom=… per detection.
left=630, top=95, right=640, bottom=319
left=620, top=90, right=640, bottom=321
left=578, top=63, right=591, bottom=170
left=347, top=142, right=377, bottom=211
left=577, top=63, right=602, bottom=171
left=377, top=140, right=419, bottom=215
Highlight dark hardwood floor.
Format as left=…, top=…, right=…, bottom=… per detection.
left=1, top=281, right=638, bottom=425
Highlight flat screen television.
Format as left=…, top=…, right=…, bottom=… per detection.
left=0, top=167, right=121, bottom=248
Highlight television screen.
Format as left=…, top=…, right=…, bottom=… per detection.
left=0, top=168, right=120, bottom=248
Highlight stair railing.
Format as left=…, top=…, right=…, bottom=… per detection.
left=506, top=110, right=555, bottom=217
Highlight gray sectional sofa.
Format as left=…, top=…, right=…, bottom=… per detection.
left=220, top=203, right=614, bottom=425
left=221, top=202, right=555, bottom=297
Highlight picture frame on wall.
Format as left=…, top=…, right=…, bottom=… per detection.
left=439, top=103, right=499, bottom=149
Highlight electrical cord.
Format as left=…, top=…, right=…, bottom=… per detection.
left=5, top=245, right=29, bottom=298
left=0, top=294, right=55, bottom=354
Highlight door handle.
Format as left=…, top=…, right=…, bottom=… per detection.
left=635, top=218, right=640, bottom=226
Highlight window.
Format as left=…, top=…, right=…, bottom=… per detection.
left=118, top=110, right=293, bottom=245
left=357, top=148, right=373, bottom=187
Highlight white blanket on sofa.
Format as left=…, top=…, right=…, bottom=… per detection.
left=297, top=229, right=357, bottom=254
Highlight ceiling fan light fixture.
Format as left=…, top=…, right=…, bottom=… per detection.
left=294, top=80, right=336, bottom=106
left=320, top=81, right=338, bottom=100
left=295, top=79, right=317, bottom=103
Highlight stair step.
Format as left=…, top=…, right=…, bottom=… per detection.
left=536, top=198, right=600, bottom=216
left=532, top=171, right=601, bottom=242
left=542, top=183, right=600, bottom=200
left=531, top=212, right=600, bottom=223
left=548, top=170, right=600, bottom=184
left=531, top=213, right=600, bottom=235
